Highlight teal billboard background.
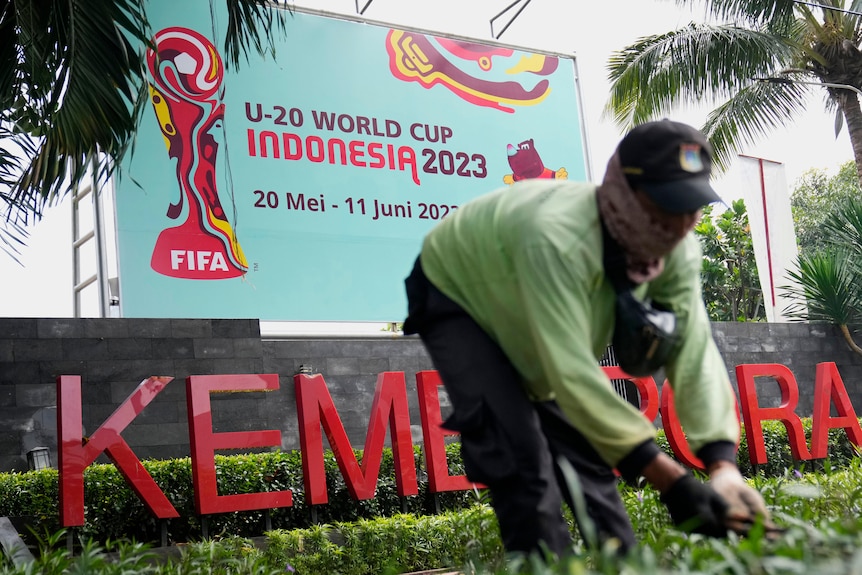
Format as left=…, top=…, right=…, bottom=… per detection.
left=115, top=3, right=588, bottom=321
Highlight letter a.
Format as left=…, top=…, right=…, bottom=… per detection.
left=810, top=362, right=862, bottom=459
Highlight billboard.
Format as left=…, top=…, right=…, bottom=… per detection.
left=115, top=3, right=588, bottom=321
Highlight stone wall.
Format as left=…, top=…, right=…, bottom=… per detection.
left=712, top=322, right=862, bottom=416
left=0, top=317, right=859, bottom=472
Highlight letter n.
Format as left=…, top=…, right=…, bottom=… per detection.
left=735, top=363, right=811, bottom=465
left=294, top=372, right=418, bottom=504
left=415, top=370, right=479, bottom=492
left=810, top=362, right=862, bottom=459
left=57, top=375, right=179, bottom=527
left=186, top=374, right=293, bottom=514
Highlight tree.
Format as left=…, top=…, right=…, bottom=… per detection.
left=607, top=1, right=862, bottom=339
left=783, top=161, right=862, bottom=352
left=0, top=0, right=287, bottom=258
left=791, top=159, right=862, bottom=255
left=782, top=196, right=862, bottom=354
left=694, top=200, right=766, bottom=321
left=605, top=0, right=862, bottom=181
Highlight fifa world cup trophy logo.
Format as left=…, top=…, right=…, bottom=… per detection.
left=146, top=27, right=247, bottom=279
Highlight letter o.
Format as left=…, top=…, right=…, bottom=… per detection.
left=306, top=136, right=325, bottom=162
left=289, top=108, right=303, bottom=127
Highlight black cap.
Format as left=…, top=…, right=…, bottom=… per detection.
left=617, top=120, right=722, bottom=214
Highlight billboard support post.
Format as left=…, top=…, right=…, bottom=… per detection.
left=71, top=152, right=110, bottom=318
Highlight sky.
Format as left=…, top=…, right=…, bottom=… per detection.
left=0, top=0, right=855, bottom=326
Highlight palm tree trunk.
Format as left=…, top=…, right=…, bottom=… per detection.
left=839, top=91, right=862, bottom=187
left=839, top=324, right=862, bottom=356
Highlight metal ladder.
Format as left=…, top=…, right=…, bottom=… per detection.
left=71, top=156, right=111, bottom=318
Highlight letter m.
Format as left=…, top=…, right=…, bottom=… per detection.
left=294, top=372, right=418, bottom=504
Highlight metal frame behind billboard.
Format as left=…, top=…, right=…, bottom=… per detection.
left=114, top=2, right=590, bottom=321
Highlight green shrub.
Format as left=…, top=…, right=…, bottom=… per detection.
left=263, top=505, right=502, bottom=575
left=0, top=418, right=859, bottom=547
left=0, top=444, right=475, bottom=546
left=6, top=461, right=862, bottom=573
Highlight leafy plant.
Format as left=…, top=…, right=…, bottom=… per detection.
left=0, top=1, right=289, bottom=257
left=792, top=161, right=862, bottom=257
left=782, top=196, right=862, bottom=354
left=694, top=200, right=765, bottom=321
left=604, top=0, right=862, bottom=187
left=7, top=458, right=862, bottom=573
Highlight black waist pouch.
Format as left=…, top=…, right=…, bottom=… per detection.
left=612, top=290, right=679, bottom=377
left=602, top=222, right=679, bottom=377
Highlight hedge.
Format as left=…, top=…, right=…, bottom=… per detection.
left=0, top=418, right=858, bottom=545
left=0, top=444, right=475, bottom=545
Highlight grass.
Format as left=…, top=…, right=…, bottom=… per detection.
left=4, top=458, right=862, bottom=574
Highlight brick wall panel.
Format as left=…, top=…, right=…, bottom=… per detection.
left=107, top=338, right=155, bottom=359
left=36, top=319, right=83, bottom=338
left=3, top=319, right=36, bottom=338
left=152, top=338, right=195, bottom=359
left=14, top=339, right=62, bottom=362
left=0, top=318, right=861, bottom=471
left=15, top=384, right=56, bottom=407
left=1, top=361, right=42, bottom=386
left=81, top=319, right=130, bottom=338
left=170, top=319, right=212, bottom=339
left=125, top=319, right=173, bottom=338
left=62, top=338, right=110, bottom=361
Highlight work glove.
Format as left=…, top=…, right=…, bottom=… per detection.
left=708, top=466, right=771, bottom=534
left=660, top=473, right=729, bottom=537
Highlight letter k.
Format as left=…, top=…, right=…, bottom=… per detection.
left=58, top=375, right=180, bottom=526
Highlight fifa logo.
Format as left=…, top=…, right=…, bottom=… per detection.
left=146, top=27, right=247, bottom=280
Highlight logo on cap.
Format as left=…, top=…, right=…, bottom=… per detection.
left=679, top=144, right=704, bottom=173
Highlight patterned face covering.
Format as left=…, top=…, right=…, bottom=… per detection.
left=596, top=153, right=697, bottom=284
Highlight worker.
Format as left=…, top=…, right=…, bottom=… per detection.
left=402, top=120, right=770, bottom=556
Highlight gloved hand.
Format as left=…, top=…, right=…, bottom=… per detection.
left=708, top=465, right=770, bottom=534
left=660, top=473, right=729, bottom=537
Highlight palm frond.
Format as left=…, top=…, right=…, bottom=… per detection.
left=223, top=0, right=290, bottom=68
left=851, top=0, right=862, bottom=23
left=701, top=76, right=810, bottom=170
left=605, top=23, right=796, bottom=129
left=0, top=2, right=17, bottom=113
left=2, top=0, right=151, bottom=212
left=0, top=128, right=32, bottom=264
left=823, top=196, right=862, bottom=256
left=0, top=0, right=288, bottom=248
left=780, top=249, right=862, bottom=325
left=676, top=0, right=798, bottom=27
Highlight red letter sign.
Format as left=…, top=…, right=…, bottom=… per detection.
left=415, top=370, right=478, bottom=492
left=735, top=363, right=811, bottom=465
left=659, top=381, right=706, bottom=470
left=58, top=375, right=179, bottom=526
left=186, top=374, right=293, bottom=514
left=601, top=367, right=660, bottom=422
left=810, top=362, right=862, bottom=459
left=294, top=372, right=418, bottom=504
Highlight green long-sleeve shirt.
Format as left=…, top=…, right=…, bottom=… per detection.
left=419, top=179, right=739, bottom=468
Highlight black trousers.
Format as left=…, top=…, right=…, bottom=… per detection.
left=404, top=258, right=636, bottom=557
